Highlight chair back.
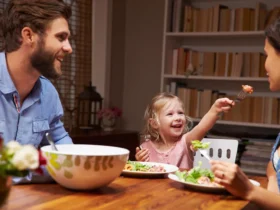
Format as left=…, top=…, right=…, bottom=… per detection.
left=193, top=138, right=239, bottom=169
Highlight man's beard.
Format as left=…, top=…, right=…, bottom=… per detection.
left=30, top=40, right=61, bottom=80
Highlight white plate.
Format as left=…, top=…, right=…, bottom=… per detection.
left=122, top=161, right=178, bottom=177
left=168, top=173, right=260, bottom=193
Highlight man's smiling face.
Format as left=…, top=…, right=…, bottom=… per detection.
left=31, top=17, right=72, bottom=79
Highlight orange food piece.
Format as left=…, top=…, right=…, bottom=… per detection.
left=242, top=85, right=253, bottom=94
left=124, top=164, right=133, bottom=171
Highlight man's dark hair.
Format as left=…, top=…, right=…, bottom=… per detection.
left=265, top=17, right=280, bottom=54
left=0, top=0, right=71, bottom=52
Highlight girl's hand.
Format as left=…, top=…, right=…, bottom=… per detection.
left=135, top=147, right=149, bottom=161
left=211, top=97, right=234, bottom=114
left=210, top=160, right=255, bottom=200
left=190, top=144, right=196, bottom=152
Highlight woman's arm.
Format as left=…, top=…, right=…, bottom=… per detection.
left=211, top=160, right=280, bottom=210
left=248, top=185, right=280, bottom=210
left=266, top=160, right=279, bottom=193
left=185, top=98, right=233, bottom=142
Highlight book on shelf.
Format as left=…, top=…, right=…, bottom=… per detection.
left=242, top=150, right=271, bottom=158
left=255, top=2, right=267, bottom=30
left=168, top=49, right=266, bottom=78
left=238, top=137, right=275, bottom=175
left=241, top=167, right=266, bottom=176
left=240, top=155, right=270, bottom=167
left=169, top=1, right=270, bottom=32
left=214, top=52, right=226, bottom=77
left=265, top=6, right=280, bottom=29
left=242, top=137, right=276, bottom=147
left=206, top=134, right=240, bottom=140
left=171, top=0, right=184, bottom=32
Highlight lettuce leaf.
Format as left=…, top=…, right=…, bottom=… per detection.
left=191, top=140, right=210, bottom=149
left=175, top=161, right=214, bottom=184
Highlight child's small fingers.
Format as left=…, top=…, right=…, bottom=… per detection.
left=138, top=151, right=148, bottom=160
left=141, top=152, right=149, bottom=161
left=142, top=152, right=149, bottom=161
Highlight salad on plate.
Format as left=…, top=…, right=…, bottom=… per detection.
left=174, top=161, right=221, bottom=187
left=123, top=160, right=166, bottom=173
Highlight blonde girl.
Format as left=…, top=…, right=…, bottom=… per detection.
left=135, top=92, right=234, bottom=168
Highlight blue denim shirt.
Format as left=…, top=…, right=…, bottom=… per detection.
left=0, top=52, right=73, bottom=183
left=270, top=134, right=280, bottom=191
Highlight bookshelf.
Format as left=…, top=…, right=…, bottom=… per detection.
left=161, top=0, right=280, bottom=133
left=161, top=0, right=280, bottom=175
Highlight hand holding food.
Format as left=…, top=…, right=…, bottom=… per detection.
left=210, top=160, right=254, bottom=199
left=135, top=146, right=149, bottom=161
left=212, top=97, right=235, bottom=114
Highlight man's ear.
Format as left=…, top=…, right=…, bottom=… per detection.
left=149, top=118, right=159, bottom=129
left=21, top=27, right=36, bottom=45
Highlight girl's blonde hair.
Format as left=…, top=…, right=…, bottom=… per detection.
left=141, top=92, right=193, bottom=143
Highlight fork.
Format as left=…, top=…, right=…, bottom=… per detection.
left=199, top=149, right=211, bottom=161
left=231, top=88, right=249, bottom=105
left=46, top=132, right=58, bottom=151
left=218, top=88, right=249, bottom=118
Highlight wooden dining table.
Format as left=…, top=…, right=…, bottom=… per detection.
left=2, top=174, right=267, bottom=210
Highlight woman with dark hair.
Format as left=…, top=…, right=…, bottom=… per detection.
left=210, top=17, right=280, bottom=209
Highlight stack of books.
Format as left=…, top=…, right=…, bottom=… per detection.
left=240, top=137, right=276, bottom=176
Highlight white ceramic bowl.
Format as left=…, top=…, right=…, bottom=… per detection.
left=41, top=144, right=129, bottom=190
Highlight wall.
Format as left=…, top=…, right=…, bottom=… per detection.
left=110, top=0, right=126, bottom=113
left=110, top=0, right=165, bottom=131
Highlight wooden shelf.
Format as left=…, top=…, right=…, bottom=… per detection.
left=165, top=31, right=265, bottom=38
left=192, top=118, right=280, bottom=129
left=241, top=167, right=266, bottom=176
left=163, top=75, right=267, bottom=82
left=163, top=75, right=272, bottom=94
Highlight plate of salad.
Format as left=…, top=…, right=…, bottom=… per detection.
left=122, top=161, right=178, bottom=176
left=168, top=161, right=260, bottom=193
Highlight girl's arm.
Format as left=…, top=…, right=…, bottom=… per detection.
left=266, top=160, right=279, bottom=193
left=185, top=98, right=233, bottom=143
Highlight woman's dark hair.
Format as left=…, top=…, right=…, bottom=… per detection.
left=0, top=0, right=71, bottom=52
left=265, top=17, right=280, bottom=53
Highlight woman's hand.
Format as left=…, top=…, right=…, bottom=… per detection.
left=135, top=147, right=149, bottom=161
left=210, top=160, right=255, bottom=200
left=211, top=97, right=234, bottom=114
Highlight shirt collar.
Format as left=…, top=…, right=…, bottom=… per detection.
left=0, top=52, right=17, bottom=94
left=0, top=52, right=43, bottom=97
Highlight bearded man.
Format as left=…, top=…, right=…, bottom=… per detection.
left=0, top=0, right=73, bottom=183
